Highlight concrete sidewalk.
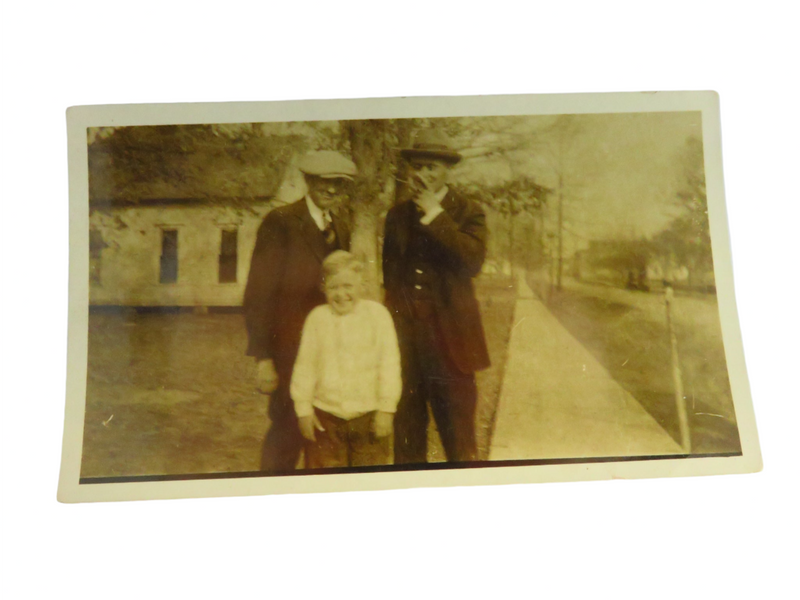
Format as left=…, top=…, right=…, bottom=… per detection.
left=489, top=274, right=682, bottom=460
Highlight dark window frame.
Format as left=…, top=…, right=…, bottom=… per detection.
left=89, top=229, right=106, bottom=285
left=218, top=228, right=238, bottom=283
left=159, top=229, right=179, bottom=284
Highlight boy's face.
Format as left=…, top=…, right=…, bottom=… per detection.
left=324, top=268, right=362, bottom=315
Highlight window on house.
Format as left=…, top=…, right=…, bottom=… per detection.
left=89, top=229, right=105, bottom=285
left=219, top=228, right=238, bottom=283
left=159, top=229, right=178, bottom=284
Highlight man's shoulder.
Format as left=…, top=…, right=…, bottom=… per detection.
left=261, top=199, right=305, bottom=220
left=386, top=200, right=414, bottom=218
left=445, top=188, right=484, bottom=215
left=256, top=200, right=307, bottom=234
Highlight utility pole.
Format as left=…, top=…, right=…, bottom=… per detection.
left=508, top=194, right=515, bottom=282
left=538, top=205, right=545, bottom=270
left=665, top=285, right=691, bottom=453
left=546, top=232, right=556, bottom=300
left=557, top=173, right=564, bottom=291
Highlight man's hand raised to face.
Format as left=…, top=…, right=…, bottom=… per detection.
left=408, top=160, right=448, bottom=220
left=413, top=185, right=442, bottom=217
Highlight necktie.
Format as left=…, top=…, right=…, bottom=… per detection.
left=322, top=212, right=336, bottom=246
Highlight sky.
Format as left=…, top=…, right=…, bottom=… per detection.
left=452, top=111, right=704, bottom=248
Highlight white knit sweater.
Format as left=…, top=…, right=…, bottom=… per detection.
left=290, top=300, right=402, bottom=420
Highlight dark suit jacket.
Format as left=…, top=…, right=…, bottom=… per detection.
left=244, top=198, right=350, bottom=381
left=382, top=189, right=490, bottom=374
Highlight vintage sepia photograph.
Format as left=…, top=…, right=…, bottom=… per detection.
left=59, top=92, right=761, bottom=502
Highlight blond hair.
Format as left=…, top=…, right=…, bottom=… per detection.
left=322, top=250, right=363, bottom=282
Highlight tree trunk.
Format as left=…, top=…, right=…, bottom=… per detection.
left=508, top=199, right=515, bottom=281
left=345, top=120, right=394, bottom=300
left=393, top=119, right=416, bottom=206
left=350, top=209, right=381, bottom=299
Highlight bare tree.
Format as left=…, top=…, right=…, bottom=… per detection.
left=650, top=135, right=712, bottom=288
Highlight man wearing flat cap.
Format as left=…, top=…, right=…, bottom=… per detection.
left=382, top=130, right=490, bottom=464
left=244, top=150, right=356, bottom=473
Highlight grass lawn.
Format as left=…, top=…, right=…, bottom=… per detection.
left=81, top=274, right=516, bottom=478
left=81, top=312, right=267, bottom=478
left=533, top=275, right=741, bottom=454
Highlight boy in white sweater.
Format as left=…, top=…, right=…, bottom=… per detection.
left=290, top=251, right=402, bottom=468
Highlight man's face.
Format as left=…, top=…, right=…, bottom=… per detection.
left=306, top=175, right=351, bottom=211
left=407, top=159, right=449, bottom=195
left=323, top=268, right=362, bottom=316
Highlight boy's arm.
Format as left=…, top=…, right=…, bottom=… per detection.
left=375, top=306, right=403, bottom=414
left=372, top=411, right=394, bottom=439
left=290, top=310, right=321, bottom=419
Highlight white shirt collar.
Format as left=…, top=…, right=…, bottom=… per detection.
left=305, top=195, right=329, bottom=231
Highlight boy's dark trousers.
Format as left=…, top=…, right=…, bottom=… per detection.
left=305, top=409, right=392, bottom=469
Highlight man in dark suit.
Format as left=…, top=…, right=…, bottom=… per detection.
left=244, top=150, right=356, bottom=473
left=382, top=130, right=490, bottom=464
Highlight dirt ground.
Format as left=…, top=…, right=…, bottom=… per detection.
left=532, top=275, right=741, bottom=454
left=80, top=275, right=516, bottom=478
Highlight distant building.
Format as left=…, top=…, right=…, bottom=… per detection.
left=574, top=239, right=715, bottom=292
left=573, top=240, right=650, bottom=288
left=86, top=125, right=300, bottom=309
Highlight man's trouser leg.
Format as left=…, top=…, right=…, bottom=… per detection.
left=393, top=317, right=430, bottom=464
left=428, top=364, right=478, bottom=462
left=395, top=313, right=478, bottom=463
left=260, top=385, right=304, bottom=473
left=424, top=315, right=478, bottom=462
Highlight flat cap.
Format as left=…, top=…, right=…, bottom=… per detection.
left=297, top=150, right=358, bottom=180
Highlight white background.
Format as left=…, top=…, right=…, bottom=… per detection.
left=2, top=2, right=797, bottom=598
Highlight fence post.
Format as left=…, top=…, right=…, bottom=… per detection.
left=665, top=285, right=691, bottom=453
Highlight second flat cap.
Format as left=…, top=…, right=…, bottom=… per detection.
left=297, top=150, right=358, bottom=180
